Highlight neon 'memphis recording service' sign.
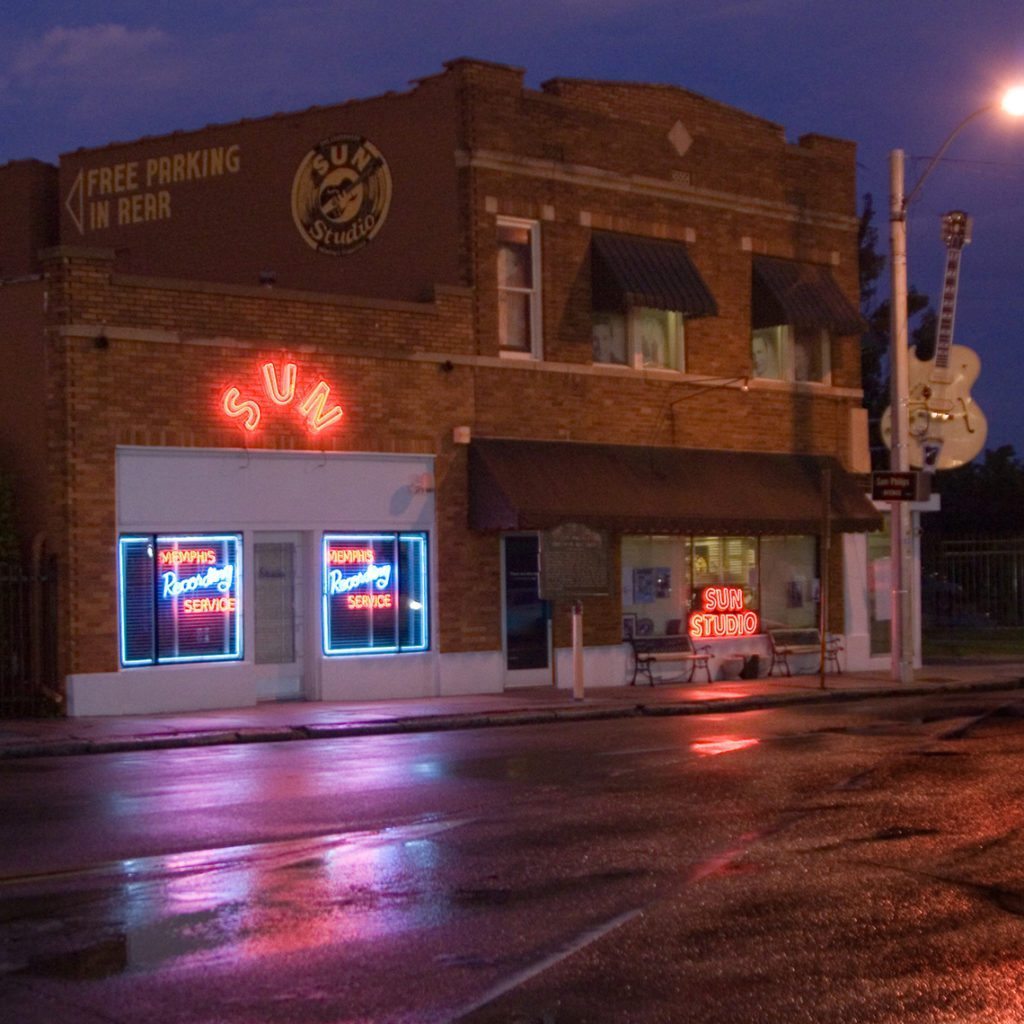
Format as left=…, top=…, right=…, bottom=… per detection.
left=321, top=533, right=429, bottom=656
left=119, top=533, right=243, bottom=667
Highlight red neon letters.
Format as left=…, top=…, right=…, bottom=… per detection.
left=328, top=548, right=375, bottom=566
left=688, top=585, right=760, bottom=639
left=222, top=360, right=344, bottom=434
left=183, top=596, right=237, bottom=614
left=158, top=548, right=217, bottom=567
left=346, top=593, right=393, bottom=610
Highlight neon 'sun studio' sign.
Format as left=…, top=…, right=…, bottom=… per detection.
left=688, top=585, right=760, bottom=639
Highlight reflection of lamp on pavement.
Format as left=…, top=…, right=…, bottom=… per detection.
left=887, top=86, right=1024, bottom=684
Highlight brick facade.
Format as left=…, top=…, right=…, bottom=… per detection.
left=0, top=58, right=872, bottom=705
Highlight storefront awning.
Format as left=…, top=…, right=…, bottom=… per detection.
left=469, top=438, right=881, bottom=535
left=752, top=255, right=864, bottom=335
left=591, top=231, right=718, bottom=317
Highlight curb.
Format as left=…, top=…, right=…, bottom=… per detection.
left=2, top=678, right=1022, bottom=760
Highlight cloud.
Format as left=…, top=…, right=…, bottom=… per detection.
left=7, top=23, right=172, bottom=89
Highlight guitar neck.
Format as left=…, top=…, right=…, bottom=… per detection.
left=934, top=245, right=962, bottom=371
left=934, top=211, right=970, bottom=372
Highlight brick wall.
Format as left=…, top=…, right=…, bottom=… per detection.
left=37, top=60, right=866, bottom=680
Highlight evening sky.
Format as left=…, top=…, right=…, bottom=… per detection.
left=2, top=1, right=1022, bottom=451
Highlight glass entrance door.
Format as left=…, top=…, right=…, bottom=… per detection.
left=502, top=534, right=552, bottom=687
left=254, top=532, right=304, bottom=701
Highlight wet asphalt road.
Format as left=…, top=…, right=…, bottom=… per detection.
left=3, top=688, right=1024, bottom=1022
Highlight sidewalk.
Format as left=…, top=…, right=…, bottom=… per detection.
left=2, top=661, right=1023, bottom=760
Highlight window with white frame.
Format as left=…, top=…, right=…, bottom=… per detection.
left=592, top=307, right=685, bottom=371
left=751, top=324, right=831, bottom=383
left=497, top=218, right=541, bottom=357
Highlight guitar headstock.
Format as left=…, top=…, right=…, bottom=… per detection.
left=941, top=210, right=973, bottom=250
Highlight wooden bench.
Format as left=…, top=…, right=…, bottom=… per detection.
left=628, top=634, right=712, bottom=686
left=767, top=628, right=843, bottom=677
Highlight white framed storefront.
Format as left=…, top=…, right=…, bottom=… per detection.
left=66, top=447, right=439, bottom=716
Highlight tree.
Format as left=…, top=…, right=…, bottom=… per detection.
left=924, top=444, right=1024, bottom=538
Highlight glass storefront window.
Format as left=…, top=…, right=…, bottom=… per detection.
left=692, top=536, right=758, bottom=611
left=621, top=534, right=817, bottom=637
left=119, top=533, right=243, bottom=667
left=760, top=536, right=818, bottom=629
left=322, top=532, right=429, bottom=656
left=621, top=535, right=689, bottom=637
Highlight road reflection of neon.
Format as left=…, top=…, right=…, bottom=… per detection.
left=688, top=687, right=748, bottom=700
left=691, top=736, right=760, bottom=757
left=113, top=820, right=466, bottom=972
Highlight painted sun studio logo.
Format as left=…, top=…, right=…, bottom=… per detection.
left=290, top=134, right=392, bottom=255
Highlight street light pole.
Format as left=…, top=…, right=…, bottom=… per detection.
left=886, top=89, right=1023, bottom=683
left=888, top=149, right=914, bottom=683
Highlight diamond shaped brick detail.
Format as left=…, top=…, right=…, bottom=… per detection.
left=668, top=120, right=692, bottom=157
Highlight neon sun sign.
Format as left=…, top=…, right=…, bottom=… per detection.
left=688, top=585, right=760, bottom=640
left=222, top=361, right=344, bottom=434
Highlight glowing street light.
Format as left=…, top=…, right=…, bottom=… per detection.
left=888, top=86, right=1024, bottom=684
left=1002, top=86, right=1024, bottom=117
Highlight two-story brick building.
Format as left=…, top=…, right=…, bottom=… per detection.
left=0, top=58, right=884, bottom=716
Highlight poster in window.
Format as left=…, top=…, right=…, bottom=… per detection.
left=693, top=545, right=710, bottom=576
left=632, top=567, right=656, bottom=604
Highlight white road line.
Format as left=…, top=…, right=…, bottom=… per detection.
left=453, top=906, right=644, bottom=1021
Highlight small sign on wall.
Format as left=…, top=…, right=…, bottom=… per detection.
left=539, top=523, right=610, bottom=601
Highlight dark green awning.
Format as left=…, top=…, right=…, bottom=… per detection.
left=591, top=231, right=718, bottom=317
left=470, top=438, right=880, bottom=535
left=752, top=255, right=864, bottom=335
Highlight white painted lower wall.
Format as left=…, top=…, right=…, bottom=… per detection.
left=438, top=651, right=505, bottom=696
left=317, top=652, right=437, bottom=702
left=66, top=663, right=257, bottom=717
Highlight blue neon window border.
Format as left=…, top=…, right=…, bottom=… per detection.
left=118, top=532, right=244, bottom=668
left=322, top=532, right=430, bottom=657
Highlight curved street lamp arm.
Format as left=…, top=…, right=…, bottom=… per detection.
left=902, top=103, right=996, bottom=212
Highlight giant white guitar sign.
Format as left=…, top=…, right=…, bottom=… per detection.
left=880, top=210, right=987, bottom=470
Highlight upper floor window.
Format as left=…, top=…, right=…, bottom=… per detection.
left=497, top=218, right=541, bottom=358
left=751, top=255, right=862, bottom=385
left=592, top=307, right=685, bottom=370
left=751, top=324, right=831, bottom=383
left=589, top=231, right=716, bottom=373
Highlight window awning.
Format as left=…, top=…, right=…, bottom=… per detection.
left=591, top=231, right=718, bottom=317
left=469, top=438, right=880, bottom=535
left=752, top=255, right=864, bottom=335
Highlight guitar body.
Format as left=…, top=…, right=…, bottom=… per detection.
left=879, top=344, right=987, bottom=470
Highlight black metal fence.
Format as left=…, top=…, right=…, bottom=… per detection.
left=923, top=538, right=1024, bottom=628
left=0, top=556, right=60, bottom=717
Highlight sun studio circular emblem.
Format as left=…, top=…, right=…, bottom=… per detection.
left=291, top=134, right=392, bottom=255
